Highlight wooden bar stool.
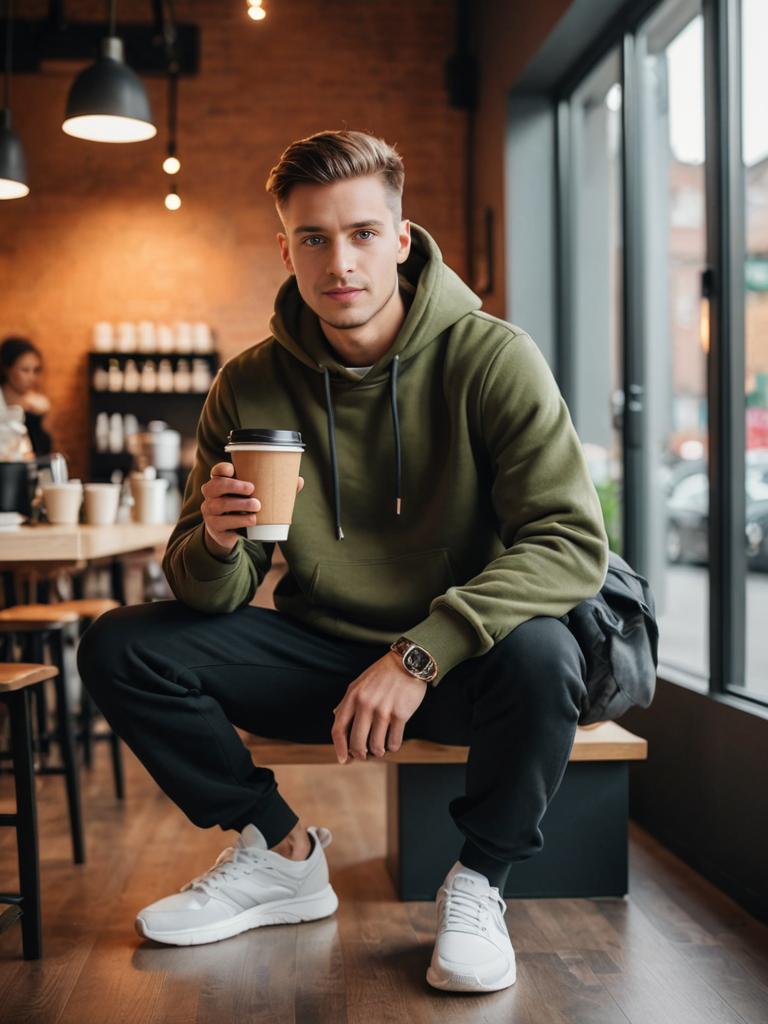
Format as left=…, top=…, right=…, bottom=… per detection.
left=51, top=598, right=124, bottom=799
left=0, top=606, right=85, bottom=865
left=0, top=662, right=59, bottom=960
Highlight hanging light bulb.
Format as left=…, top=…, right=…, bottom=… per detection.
left=63, top=0, right=156, bottom=143
left=164, top=182, right=181, bottom=211
left=247, top=1, right=267, bottom=21
left=0, top=0, right=29, bottom=199
left=162, top=68, right=181, bottom=174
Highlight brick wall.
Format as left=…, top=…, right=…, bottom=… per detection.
left=1, top=0, right=467, bottom=477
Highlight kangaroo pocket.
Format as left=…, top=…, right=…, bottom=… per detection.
left=308, top=548, right=456, bottom=631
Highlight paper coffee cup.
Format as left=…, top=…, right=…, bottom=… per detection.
left=84, top=482, right=121, bottom=525
left=43, top=481, right=83, bottom=525
left=130, top=477, right=168, bottom=524
left=224, top=428, right=305, bottom=541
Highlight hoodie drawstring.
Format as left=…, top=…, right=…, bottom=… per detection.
left=322, top=367, right=344, bottom=540
left=390, top=355, right=402, bottom=516
left=321, top=359, right=403, bottom=540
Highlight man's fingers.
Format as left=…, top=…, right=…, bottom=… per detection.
left=368, top=713, right=392, bottom=758
left=211, top=462, right=236, bottom=477
left=331, top=705, right=351, bottom=764
left=348, top=705, right=374, bottom=762
left=385, top=717, right=405, bottom=753
left=297, top=475, right=304, bottom=493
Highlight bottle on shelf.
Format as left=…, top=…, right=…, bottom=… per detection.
left=94, top=411, right=110, bottom=452
left=157, top=325, right=175, bottom=353
left=108, top=412, right=124, bottom=453
left=140, top=360, right=158, bottom=392
left=107, top=358, right=123, bottom=392
left=173, top=358, right=192, bottom=392
left=123, top=359, right=140, bottom=392
left=192, top=358, right=213, bottom=392
left=157, top=359, right=174, bottom=392
left=92, top=364, right=109, bottom=391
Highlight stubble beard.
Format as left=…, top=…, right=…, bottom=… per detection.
left=318, top=275, right=399, bottom=332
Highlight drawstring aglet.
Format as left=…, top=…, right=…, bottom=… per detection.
left=395, top=498, right=402, bottom=515
left=336, top=525, right=345, bottom=540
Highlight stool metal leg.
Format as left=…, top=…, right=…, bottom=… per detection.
left=50, top=631, right=86, bottom=865
left=79, top=688, right=94, bottom=768
left=7, top=688, right=42, bottom=960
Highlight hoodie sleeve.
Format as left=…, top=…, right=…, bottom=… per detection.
left=161, top=363, right=274, bottom=613
left=402, top=331, right=610, bottom=685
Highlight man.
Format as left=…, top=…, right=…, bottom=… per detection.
left=79, top=129, right=609, bottom=994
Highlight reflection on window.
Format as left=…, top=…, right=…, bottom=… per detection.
left=638, top=0, right=709, bottom=685
left=742, top=0, right=768, bottom=700
left=567, top=50, right=624, bottom=557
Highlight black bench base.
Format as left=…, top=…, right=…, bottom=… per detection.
left=386, top=761, right=629, bottom=901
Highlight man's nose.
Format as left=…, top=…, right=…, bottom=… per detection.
left=325, top=240, right=355, bottom=278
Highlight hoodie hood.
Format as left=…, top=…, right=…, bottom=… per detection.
left=268, top=222, right=482, bottom=383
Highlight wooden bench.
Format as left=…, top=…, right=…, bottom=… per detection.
left=241, top=721, right=648, bottom=900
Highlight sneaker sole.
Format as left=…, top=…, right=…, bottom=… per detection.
left=426, top=959, right=517, bottom=993
left=135, top=883, right=339, bottom=946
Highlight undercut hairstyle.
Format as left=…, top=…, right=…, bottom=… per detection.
left=265, top=130, right=405, bottom=223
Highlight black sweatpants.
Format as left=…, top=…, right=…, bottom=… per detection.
left=77, top=600, right=588, bottom=891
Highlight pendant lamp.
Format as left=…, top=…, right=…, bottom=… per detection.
left=0, top=0, right=29, bottom=199
left=63, top=0, right=156, bottom=143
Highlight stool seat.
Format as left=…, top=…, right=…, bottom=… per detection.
left=52, top=599, right=120, bottom=620
left=0, top=605, right=80, bottom=630
left=0, top=663, right=59, bottom=692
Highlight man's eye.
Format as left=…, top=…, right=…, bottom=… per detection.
left=302, top=236, right=324, bottom=247
left=356, top=230, right=375, bottom=240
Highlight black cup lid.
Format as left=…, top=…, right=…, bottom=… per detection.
left=226, top=428, right=305, bottom=448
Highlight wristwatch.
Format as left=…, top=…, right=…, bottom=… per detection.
left=389, top=637, right=438, bottom=684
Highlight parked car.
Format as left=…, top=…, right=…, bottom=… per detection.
left=665, top=470, right=768, bottom=571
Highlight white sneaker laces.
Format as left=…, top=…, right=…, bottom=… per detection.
left=440, top=885, right=506, bottom=935
left=180, top=844, right=273, bottom=897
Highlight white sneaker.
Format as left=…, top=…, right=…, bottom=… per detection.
left=426, top=862, right=517, bottom=993
left=135, top=824, right=338, bottom=946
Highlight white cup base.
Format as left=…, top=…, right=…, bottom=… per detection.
left=246, top=524, right=290, bottom=541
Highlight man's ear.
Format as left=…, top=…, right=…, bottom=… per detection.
left=277, top=231, right=294, bottom=274
left=396, top=219, right=411, bottom=264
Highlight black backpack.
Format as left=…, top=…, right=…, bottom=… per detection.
left=560, top=550, right=659, bottom=725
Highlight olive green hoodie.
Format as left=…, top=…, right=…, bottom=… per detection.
left=162, top=223, right=609, bottom=685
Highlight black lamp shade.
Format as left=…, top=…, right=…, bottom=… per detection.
left=63, top=37, right=156, bottom=143
left=0, top=108, right=29, bottom=199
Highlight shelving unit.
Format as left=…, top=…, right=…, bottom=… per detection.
left=87, top=351, right=219, bottom=485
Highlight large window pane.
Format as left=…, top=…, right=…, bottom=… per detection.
left=638, top=0, right=709, bottom=684
left=568, top=51, right=624, bottom=557
left=742, top=0, right=768, bottom=700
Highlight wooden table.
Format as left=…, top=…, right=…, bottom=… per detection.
left=0, top=522, right=173, bottom=563
left=0, top=522, right=174, bottom=605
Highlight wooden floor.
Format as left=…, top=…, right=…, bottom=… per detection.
left=1, top=732, right=767, bottom=1024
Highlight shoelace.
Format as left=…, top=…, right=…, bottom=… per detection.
left=180, top=844, right=275, bottom=898
left=439, top=885, right=506, bottom=936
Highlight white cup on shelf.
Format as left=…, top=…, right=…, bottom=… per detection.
left=130, top=476, right=168, bottom=524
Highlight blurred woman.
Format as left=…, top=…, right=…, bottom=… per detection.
left=0, top=336, right=53, bottom=456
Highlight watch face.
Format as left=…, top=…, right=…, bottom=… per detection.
left=404, top=646, right=432, bottom=675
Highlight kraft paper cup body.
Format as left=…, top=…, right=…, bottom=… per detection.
left=43, top=482, right=84, bottom=525
left=225, top=442, right=303, bottom=541
left=84, top=482, right=121, bottom=525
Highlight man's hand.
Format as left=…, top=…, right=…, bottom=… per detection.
left=201, top=462, right=304, bottom=557
left=331, top=652, right=428, bottom=764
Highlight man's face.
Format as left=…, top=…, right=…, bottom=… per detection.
left=276, top=175, right=411, bottom=334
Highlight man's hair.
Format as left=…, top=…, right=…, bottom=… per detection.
left=265, top=130, right=405, bottom=221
